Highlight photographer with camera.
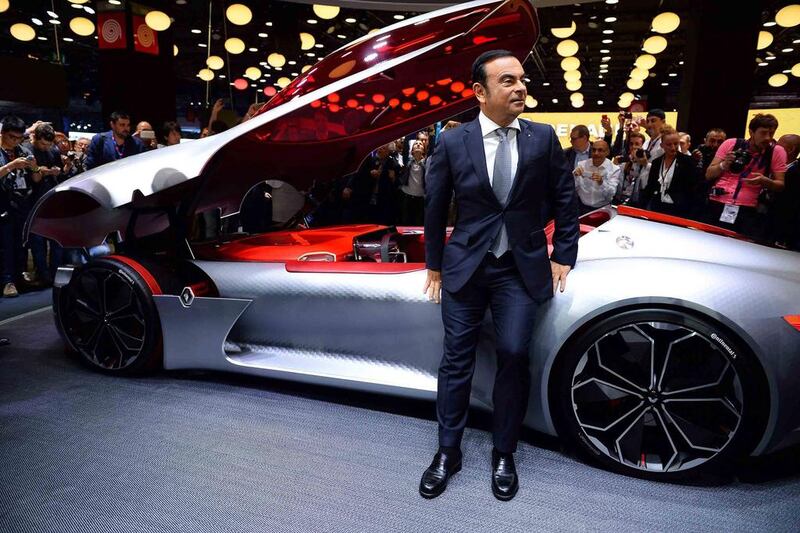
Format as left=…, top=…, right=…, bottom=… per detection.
left=21, top=123, right=65, bottom=287
left=613, top=131, right=650, bottom=205
left=0, top=116, right=45, bottom=297
left=705, top=114, right=787, bottom=239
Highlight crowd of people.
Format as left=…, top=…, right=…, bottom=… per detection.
left=0, top=112, right=185, bottom=297
left=1, top=105, right=798, bottom=299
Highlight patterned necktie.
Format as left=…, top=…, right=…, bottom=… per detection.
left=490, top=127, right=513, bottom=257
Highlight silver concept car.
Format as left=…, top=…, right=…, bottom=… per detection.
left=27, top=0, right=800, bottom=481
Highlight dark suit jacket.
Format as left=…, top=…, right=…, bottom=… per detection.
left=563, top=131, right=613, bottom=169
left=640, top=152, right=699, bottom=216
left=424, top=117, right=579, bottom=302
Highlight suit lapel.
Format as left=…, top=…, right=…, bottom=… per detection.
left=464, top=119, right=501, bottom=208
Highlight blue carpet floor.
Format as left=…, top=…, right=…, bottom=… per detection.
left=1, top=310, right=799, bottom=533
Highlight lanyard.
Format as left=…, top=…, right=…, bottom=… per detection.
left=731, top=147, right=762, bottom=201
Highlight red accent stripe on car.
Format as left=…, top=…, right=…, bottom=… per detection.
left=107, top=255, right=162, bottom=295
left=285, top=262, right=425, bottom=274
left=617, top=205, right=748, bottom=240
left=784, top=315, right=800, bottom=331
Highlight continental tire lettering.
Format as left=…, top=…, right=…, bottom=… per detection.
left=711, top=333, right=736, bottom=359
left=117, top=268, right=135, bottom=286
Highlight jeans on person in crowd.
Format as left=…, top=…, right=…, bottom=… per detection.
left=0, top=216, right=26, bottom=285
left=29, top=234, right=62, bottom=283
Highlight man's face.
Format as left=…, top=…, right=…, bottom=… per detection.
left=1, top=130, right=25, bottom=149
left=166, top=130, right=181, bottom=146
left=629, top=136, right=644, bottom=153
left=705, top=132, right=725, bottom=149
left=570, top=130, right=590, bottom=152
left=646, top=116, right=664, bottom=137
left=111, top=118, right=131, bottom=138
left=33, top=138, right=53, bottom=152
left=778, top=134, right=800, bottom=161
left=661, top=134, right=680, bottom=156
left=750, top=127, right=775, bottom=150
left=75, top=139, right=90, bottom=153
left=474, top=56, right=527, bottom=122
left=679, top=135, right=690, bottom=153
left=591, top=141, right=609, bottom=164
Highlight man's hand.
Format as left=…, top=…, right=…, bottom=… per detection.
left=573, top=166, right=584, bottom=177
left=42, top=167, right=60, bottom=176
left=8, top=157, right=32, bottom=171
left=601, top=115, right=612, bottom=135
left=591, top=172, right=603, bottom=184
left=423, top=269, right=442, bottom=304
left=341, top=187, right=352, bottom=200
left=743, top=172, right=768, bottom=186
left=550, top=261, right=571, bottom=294
left=212, top=98, right=224, bottom=114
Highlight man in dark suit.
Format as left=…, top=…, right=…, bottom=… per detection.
left=420, top=50, right=579, bottom=501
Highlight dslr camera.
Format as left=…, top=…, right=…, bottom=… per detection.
left=729, top=148, right=752, bottom=173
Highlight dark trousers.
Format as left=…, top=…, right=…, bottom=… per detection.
left=29, top=234, right=62, bottom=282
left=705, top=200, right=767, bottom=241
left=1, top=214, right=26, bottom=285
left=400, top=192, right=425, bottom=226
left=438, top=252, right=539, bottom=454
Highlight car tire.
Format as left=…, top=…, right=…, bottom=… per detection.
left=554, top=308, right=766, bottom=481
left=54, top=257, right=163, bottom=374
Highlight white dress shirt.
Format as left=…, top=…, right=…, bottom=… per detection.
left=657, top=157, right=676, bottom=204
left=644, top=135, right=664, bottom=160
left=478, top=111, right=520, bottom=186
left=574, top=158, right=620, bottom=208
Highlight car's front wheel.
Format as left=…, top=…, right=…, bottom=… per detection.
left=54, top=257, right=162, bottom=374
left=555, top=309, right=766, bottom=481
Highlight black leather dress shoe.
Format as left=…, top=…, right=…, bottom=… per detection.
left=419, top=450, right=462, bottom=499
left=491, top=449, right=519, bottom=501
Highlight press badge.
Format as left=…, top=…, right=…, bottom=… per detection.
left=14, top=173, right=27, bottom=190
left=720, top=204, right=739, bottom=224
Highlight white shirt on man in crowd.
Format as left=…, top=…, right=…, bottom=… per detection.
left=573, top=157, right=620, bottom=208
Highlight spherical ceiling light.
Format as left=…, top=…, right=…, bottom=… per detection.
left=556, top=39, right=579, bottom=57
left=635, top=54, right=657, bottom=69
left=768, top=73, right=789, bottom=87
left=299, top=32, right=315, bottom=50
left=233, top=78, right=249, bottom=90
left=550, top=20, right=576, bottom=39
left=277, top=76, right=291, bottom=88
left=206, top=55, right=224, bottom=70
left=792, top=62, right=800, bottom=77
left=267, top=52, right=286, bottom=67
left=198, top=69, right=214, bottom=82
left=642, top=35, right=668, bottom=54
left=226, top=4, right=252, bottom=26
left=626, top=78, right=644, bottom=90
left=525, top=95, right=538, bottom=109
left=10, top=23, right=36, bottom=42
left=301, top=65, right=312, bottom=73
left=561, top=56, right=580, bottom=71
left=565, top=80, right=582, bottom=91
left=145, top=10, right=171, bottom=32
left=569, top=92, right=584, bottom=102
left=0, top=0, right=10, bottom=14
left=264, top=86, right=277, bottom=97
left=245, top=66, right=261, bottom=80
left=630, top=67, right=649, bottom=81
left=225, top=37, right=245, bottom=54
left=564, top=70, right=581, bottom=82
left=68, top=0, right=90, bottom=3
left=618, top=98, right=631, bottom=108
left=651, top=12, right=680, bottom=34
left=313, top=5, right=340, bottom=20
left=69, top=17, right=95, bottom=37
left=173, top=45, right=179, bottom=56
left=757, top=31, right=774, bottom=50
left=571, top=99, right=584, bottom=108
left=620, top=92, right=635, bottom=101
left=775, top=5, right=800, bottom=28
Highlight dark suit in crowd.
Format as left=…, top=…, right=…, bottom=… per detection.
left=640, top=152, right=699, bottom=218
left=425, top=115, right=579, bottom=454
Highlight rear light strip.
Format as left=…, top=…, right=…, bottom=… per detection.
left=784, top=315, right=800, bottom=331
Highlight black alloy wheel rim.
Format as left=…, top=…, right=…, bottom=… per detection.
left=61, top=266, right=148, bottom=370
left=570, top=322, right=744, bottom=473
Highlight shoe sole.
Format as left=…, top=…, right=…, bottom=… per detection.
left=492, top=483, right=518, bottom=501
left=419, top=461, right=462, bottom=499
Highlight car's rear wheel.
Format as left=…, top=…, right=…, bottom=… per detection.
left=555, top=309, right=765, bottom=481
left=54, top=257, right=162, bottom=374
